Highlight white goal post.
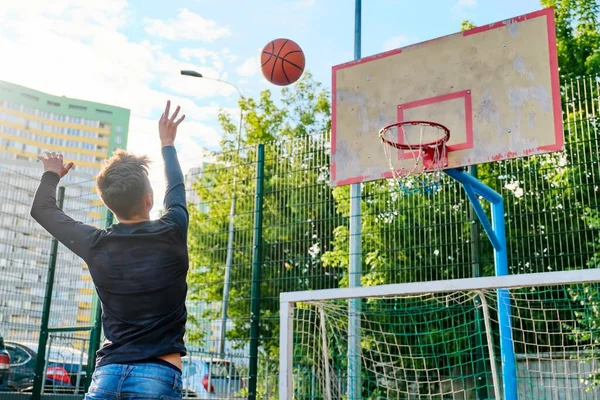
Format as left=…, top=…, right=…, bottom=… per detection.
left=279, top=268, right=600, bottom=400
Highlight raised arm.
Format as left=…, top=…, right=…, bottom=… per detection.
left=158, top=101, right=189, bottom=236
left=30, top=153, right=100, bottom=262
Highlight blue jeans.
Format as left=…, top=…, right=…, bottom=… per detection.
left=85, top=363, right=183, bottom=400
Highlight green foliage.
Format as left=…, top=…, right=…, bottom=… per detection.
left=187, top=72, right=340, bottom=361
left=186, top=1, right=600, bottom=395
left=460, top=20, right=477, bottom=31
left=542, top=0, right=600, bottom=77
left=565, top=208, right=600, bottom=389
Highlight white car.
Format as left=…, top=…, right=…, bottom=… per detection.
left=181, top=356, right=244, bottom=399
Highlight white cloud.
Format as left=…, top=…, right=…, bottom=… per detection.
left=144, top=8, right=231, bottom=42
left=236, top=57, right=260, bottom=77
left=382, top=35, right=419, bottom=51
left=452, top=0, right=477, bottom=21
left=0, top=0, right=237, bottom=213
left=180, top=48, right=225, bottom=70
left=127, top=117, right=219, bottom=211
left=220, top=48, right=239, bottom=63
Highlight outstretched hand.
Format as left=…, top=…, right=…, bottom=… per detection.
left=37, top=152, right=74, bottom=178
left=159, top=100, right=186, bottom=147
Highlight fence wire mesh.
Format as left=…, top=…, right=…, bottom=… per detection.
left=0, top=75, right=597, bottom=399
left=0, top=163, right=101, bottom=394
left=184, top=75, right=599, bottom=399
left=0, top=163, right=50, bottom=343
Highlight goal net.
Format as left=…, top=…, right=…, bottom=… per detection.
left=279, top=270, right=600, bottom=399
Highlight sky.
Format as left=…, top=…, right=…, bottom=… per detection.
left=0, top=0, right=544, bottom=214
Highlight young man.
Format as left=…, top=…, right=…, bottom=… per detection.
left=31, top=101, right=188, bottom=399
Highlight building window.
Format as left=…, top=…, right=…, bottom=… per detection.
left=47, top=101, right=61, bottom=107
left=96, top=109, right=113, bottom=115
left=20, top=93, right=40, bottom=101
left=68, top=105, right=87, bottom=111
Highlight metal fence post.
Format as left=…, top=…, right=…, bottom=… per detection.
left=32, top=185, right=65, bottom=400
left=86, top=211, right=113, bottom=390
left=348, top=1, right=363, bottom=398
left=248, top=144, right=265, bottom=400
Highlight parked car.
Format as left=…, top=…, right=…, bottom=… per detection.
left=5, top=341, right=87, bottom=394
left=0, top=334, right=11, bottom=391
left=181, top=356, right=244, bottom=399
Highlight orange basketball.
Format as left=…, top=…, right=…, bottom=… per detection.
left=261, top=38, right=305, bottom=86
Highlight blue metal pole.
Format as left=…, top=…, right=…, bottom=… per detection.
left=348, top=1, right=362, bottom=399
left=444, top=168, right=518, bottom=399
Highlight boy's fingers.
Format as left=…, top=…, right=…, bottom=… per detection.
left=174, top=114, right=186, bottom=127
left=164, top=100, right=171, bottom=119
left=170, top=106, right=180, bottom=122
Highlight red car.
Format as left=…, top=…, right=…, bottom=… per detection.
left=0, top=336, right=11, bottom=391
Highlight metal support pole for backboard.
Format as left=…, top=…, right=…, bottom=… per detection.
left=444, top=168, right=518, bottom=400
left=348, top=0, right=362, bottom=399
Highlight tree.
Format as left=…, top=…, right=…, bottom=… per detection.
left=566, top=208, right=600, bottom=389
left=463, top=0, right=600, bottom=390
left=187, top=72, right=341, bottom=365
left=185, top=2, right=600, bottom=397
left=541, top=0, right=600, bottom=77
left=318, top=3, right=600, bottom=395
left=460, top=20, right=476, bottom=31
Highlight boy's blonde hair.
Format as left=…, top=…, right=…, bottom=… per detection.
left=96, top=150, right=152, bottom=219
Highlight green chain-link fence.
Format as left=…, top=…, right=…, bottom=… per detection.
left=0, top=74, right=598, bottom=399
left=0, top=164, right=108, bottom=398
left=186, top=75, right=599, bottom=399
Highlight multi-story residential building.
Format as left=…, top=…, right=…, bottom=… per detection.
left=0, top=80, right=130, bottom=343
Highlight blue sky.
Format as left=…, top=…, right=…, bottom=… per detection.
left=144, top=0, right=543, bottom=87
left=0, top=0, right=545, bottom=210
left=130, top=0, right=545, bottom=110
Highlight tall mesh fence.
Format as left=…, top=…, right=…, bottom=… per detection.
left=0, top=163, right=103, bottom=394
left=0, top=163, right=50, bottom=343
left=184, top=75, right=599, bottom=398
left=0, top=75, right=597, bottom=398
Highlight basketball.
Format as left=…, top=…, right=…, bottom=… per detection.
left=261, top=38, right=305, bottom=86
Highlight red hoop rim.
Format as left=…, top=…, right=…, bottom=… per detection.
left=379, top=120, right=450, bottom=150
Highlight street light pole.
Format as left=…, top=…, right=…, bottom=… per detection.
left=181, top=70, right=244, bottom=357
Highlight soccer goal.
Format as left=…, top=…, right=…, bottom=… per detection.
left=279, top=269, right=600, bottom=399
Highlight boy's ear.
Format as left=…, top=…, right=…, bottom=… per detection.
left=145, top=190, right=154, bottom=209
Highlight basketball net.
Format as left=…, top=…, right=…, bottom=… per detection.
left=378, top=121, right=450, bottom=195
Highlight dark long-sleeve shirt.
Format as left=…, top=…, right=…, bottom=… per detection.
left=30, top=146, right=189, bottom=367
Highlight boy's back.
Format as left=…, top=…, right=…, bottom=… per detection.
left=89, top=217, right=189, bottom=367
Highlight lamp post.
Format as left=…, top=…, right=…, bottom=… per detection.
left=181, top=70, right=244, bottom=357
